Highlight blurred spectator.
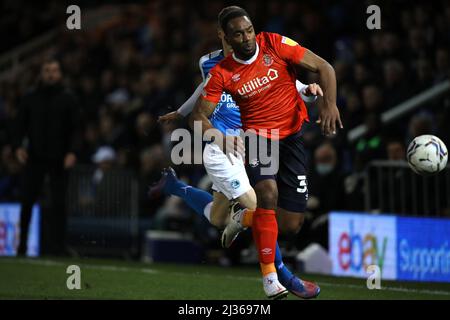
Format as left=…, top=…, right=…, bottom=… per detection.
left=301, top=142, right=346, bottom=249
left=92, top=146, right=117, bottom=185
left=98, top=111, right=127, bottom=148
left=408, top=28, right=430, bottom=59
left=386, top=139, right=406, bottom=161
left=79, top=145, right=132, bottom=217
left=78, top=122, right=101, bottom=164
left=353, top=63, right=372, bottom=90
left=78, top=146, right=114, bottom=206
left=352, top=38, right=370, bottom=64
left=408, top=112, right=434, bottom=142
left=435, top=48, right=450, bottom=82
left=127, top=112, right=162, bottom=169
left=381, top=32, right=402, bottom=60
left=77, top=75, right=101, bottom=122
left=307, top=142, right=346, bottom=215
left=354, top=113, right=385, bottom=167
left=12, top=59, right=80, bottom=256
left=341, top=91, right=364, bottom=131
left=375, top=138, right=413, bottom=214
left=415, top=58, right=434, bottom=92
left=362, top=84, right=384, bottom=113
left=383, top=60, right=410, bottom=108
left=138, top=145, right=167, bottom=217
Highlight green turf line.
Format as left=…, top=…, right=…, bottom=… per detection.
left=1, top=258, right=449, bottom=300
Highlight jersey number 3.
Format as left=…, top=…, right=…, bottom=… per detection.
left=297, top=175, right=308, bottom=193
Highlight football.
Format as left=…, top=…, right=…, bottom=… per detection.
left=406, top=135, right=448, bottom=175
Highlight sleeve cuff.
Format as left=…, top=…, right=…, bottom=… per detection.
left=301, top=91, right=318, bottom=103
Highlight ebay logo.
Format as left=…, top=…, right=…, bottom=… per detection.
left=337, top=220, right=388, bottom=273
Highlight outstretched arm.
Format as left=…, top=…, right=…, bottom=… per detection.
left=297, top=49, right=343, bottom=135
left=178, top=82, right=204, bottom=117
left=158, top=82, right=204, bottom=124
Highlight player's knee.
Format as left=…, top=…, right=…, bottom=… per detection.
left=238, top=189, right=257, bottom=210
left=279, top=222, right=301, bottom=235
left=254, top=182, right=278, bottom=209
left=278, top=214, right=305, bottom=235
left=240, top=198, right=257, bottom=211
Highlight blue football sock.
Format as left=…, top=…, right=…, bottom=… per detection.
left=165, top=178, right=213, bottom=217
left=275, top=242, right=295, bottom=286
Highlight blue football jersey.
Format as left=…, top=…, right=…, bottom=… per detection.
left=199, top=50, right=242, bottom=135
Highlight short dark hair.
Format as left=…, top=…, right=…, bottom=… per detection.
left=218, top=6, right=250, bottom=34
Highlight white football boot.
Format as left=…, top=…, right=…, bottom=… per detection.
left=263, top=272, right=289, bottom=300
left=221, top=202, right=247, bottom=248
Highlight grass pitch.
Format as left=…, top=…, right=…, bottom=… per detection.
left=1, top=257, right=449, bottom=300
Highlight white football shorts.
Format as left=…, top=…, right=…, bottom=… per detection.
left=203, top=142, right=252, bottom=200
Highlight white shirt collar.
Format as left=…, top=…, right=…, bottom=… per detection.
left=232, top=43, right=259, bottom=65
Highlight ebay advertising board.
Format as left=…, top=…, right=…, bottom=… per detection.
left=329, top=212, right=397, bottom=280
left=329, top=212, right=450, bottom=283
left=0, top=203, right=40, bottom=257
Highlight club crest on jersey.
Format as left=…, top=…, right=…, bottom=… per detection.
left=232, top=73, right=240, bottom=82
left=263, top=54, right=273, bottom=67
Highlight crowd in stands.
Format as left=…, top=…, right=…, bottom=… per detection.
left=0, top=0, right=449, bottom=252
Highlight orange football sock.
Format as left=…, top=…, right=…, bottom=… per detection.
left=241, top=210, right=254, bottom=227
left=252, top=208, right=278, bottom=265
left=260, top=262, right=277, bottom=276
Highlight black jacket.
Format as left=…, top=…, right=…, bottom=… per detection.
left=13, top=83, right=81, bottom=162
